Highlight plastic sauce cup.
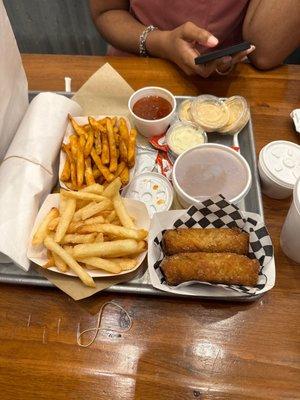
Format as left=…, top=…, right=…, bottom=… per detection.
left=128, top=86, right=176, bottom=138
left=280, top=177, right=300, bottom=263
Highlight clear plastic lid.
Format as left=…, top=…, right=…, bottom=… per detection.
left=178, top=99, right=193, bottom=123
left=190, top=95, right=229, bottom=132
left=261, top=140, right=300, bottom=188
left=218, top=96, right=250, bottom=134
left=166, top=121, right=207, bottom=156
left=122, top=172, right=173, bottom=217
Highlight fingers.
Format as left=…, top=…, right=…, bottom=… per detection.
left=181, top=21, right=218, bottom=48
left=230, top=45, right=255, bottom=64
left=197, top=56, right=232, bottom=78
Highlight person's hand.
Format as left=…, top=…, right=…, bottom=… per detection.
left=147, top=22, right=255, bottom=77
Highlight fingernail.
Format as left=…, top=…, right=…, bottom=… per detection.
left=241, top=56, right=248, bottom=62
left=222, top=56, right=232, bottom=63
left=247, top=45, right=256, bottom=54
left=207, top=36, right=218, bottom=46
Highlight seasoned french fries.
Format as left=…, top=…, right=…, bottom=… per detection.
left=32, top=207, right=59, bottom=246
left=44, top=236, right=95, bottom=287
left=62, top=115, right=135, bottom=190
left=32, top=184, right=148, bottom=287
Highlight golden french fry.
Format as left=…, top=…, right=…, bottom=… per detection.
left=80, top=183, right=104, bottom=195
left=84, top=131, right=94, bottom=158
left=113, top=162, right=126, bottom=180
left=43, top=253, right=55, bottom=268
left=94, top=132, right=102, bottom=155
left=98, top=117, right=107, bottom=126
left=62, top=189, right=107, bottom=203
left=83, top=215, right=105, bottom=225
left=73, top=199, right=112, bottom=221
left=54, top=198, right=76, bottom=243
left=76, top=143, right=85, bottom=188
left=52, top=251, right=68, bottom=272
left=79, top=134, right=86, bottom=149
left=106, top=210, right=117, bottom=223
left=106, top=118, right=118, bottom=173
left=32, top=207, right=60, bottom=246
left=67, top=221, right=84, bottom=234
left=73, top=239, right=139, bottom=259
left=83, top=124, right=90, bottom=132
left=60, top=159, right=71, bottom=182
left=119, top=117, right=129, bottom=148
left=68, top=114, right=87, bottom=137
left=79, top=224, right=147, bottom=241
left=48, top=216, right=59, bottom=231
left=81, top=257, right=121, bottom=273
left=88, top=116, right=106, bottom=133
left=61, top=233, right=97, bottom=244
left=70, top=134, right=78, bottom=159
left=103, top=177, right=122, bottom=198
left=63, top=143, right=77, bottom=188
left=101, top=132, right=110, bottom=165
left=119, top=138, right=128, bottom=163
left=111, top=116, right=117, bottom=127
left=113, top=126, right=119, bottom=135
left=85, top=157, right=96, bottom=186
left=44, top=236, right=95, bottom=287
left=113, top=193, right=135, bottom=228
left=127, top=128, right=137, bottom=168
left=91, top=147, right=115, bottom=182
left=92, top=166, right=101, bottom=180
left=119, top=166, right=129, bottom=187
left=76, top=200, right=90, bottom=210
left=95, top=233, right=104, bottom=242
left=112, top=258, right=137, bottom=271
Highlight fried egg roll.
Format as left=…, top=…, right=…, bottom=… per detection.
left=161, top=252, right=259, bottom=286
left=163, top=228, right=249, bottom=255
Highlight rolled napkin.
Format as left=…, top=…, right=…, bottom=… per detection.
left=0, top=1, right=28, bottom=161
left=0, top=92, right=82, bottom=270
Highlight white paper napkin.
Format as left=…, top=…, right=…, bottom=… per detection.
left=0, top=93, right=82, bottom=270
left=0, top=0, right=28, bottom=161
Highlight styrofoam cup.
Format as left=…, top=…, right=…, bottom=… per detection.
left=258, top=141, right=300, bottom=199
left=172, top=143, right=252, bottom=208
left=128, top=86, right=176, bottom=138
left=280, top=177, right=300, bottom=263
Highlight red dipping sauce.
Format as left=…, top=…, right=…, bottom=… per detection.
left=133, top=96, right=172, bottom=120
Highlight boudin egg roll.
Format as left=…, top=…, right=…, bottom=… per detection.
left=162, top=228, right=249, bottom=256
left=161, top=252, right=259, bottom=287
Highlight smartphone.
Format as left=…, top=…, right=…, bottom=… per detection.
left=194, top=41, right=251, bottom=65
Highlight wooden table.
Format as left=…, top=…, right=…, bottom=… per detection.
left=0, top=55, right=299, bottom=400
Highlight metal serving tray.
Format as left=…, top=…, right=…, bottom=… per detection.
left=0, top=92, right=264, bottom=300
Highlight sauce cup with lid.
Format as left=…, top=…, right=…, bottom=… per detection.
left=172, top=143, right=252, bottom=208
left=128, top=86, right=176, bottom=138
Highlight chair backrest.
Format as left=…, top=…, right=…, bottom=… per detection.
left=3, top=0, right=107, bottom=55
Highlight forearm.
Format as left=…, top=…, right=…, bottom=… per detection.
left=243, top=0, right=300, bottom=69
left=92, top=9, right=145, bottom=54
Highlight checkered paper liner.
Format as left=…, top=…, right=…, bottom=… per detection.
left=150, top=195, right=274, bottom=295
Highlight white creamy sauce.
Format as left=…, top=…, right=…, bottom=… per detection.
left=168, top=125, right=205, bottom=154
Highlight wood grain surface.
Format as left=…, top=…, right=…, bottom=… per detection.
left=0, top=54, right=299, bottom=400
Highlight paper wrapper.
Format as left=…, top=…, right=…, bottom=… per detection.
left=0, top=1, right=28, bottom=161
left=72, top=63, right=134, bottom=116
left=148, top=196, right=275, bottom=297
left=0, top=93, right=82, bottom=269
left=27, top=194, right=149, bottom=277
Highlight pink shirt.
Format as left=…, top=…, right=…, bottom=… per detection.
left=108, top=0, right=250, bottom=56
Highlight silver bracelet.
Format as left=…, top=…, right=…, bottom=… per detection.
left=139, top=25, right=157, bottom=57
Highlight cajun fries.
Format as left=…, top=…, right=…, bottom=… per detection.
left=60, top=116, right=136, bottom=190
left=31, top=183, right=148, bottom=287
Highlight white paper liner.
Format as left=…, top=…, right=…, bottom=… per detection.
left=27, top=194, right=150, bottom=278
left=0, top=1, right=28, bottom=161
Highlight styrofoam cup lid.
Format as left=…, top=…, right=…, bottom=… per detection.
left=122, top=172, right=173, bottom=217
left=262, top=141, right=300, bottom=188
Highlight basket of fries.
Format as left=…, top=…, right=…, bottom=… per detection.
left=59, top=115, right=137, bottom=191
left=28, top=178, right=149, bottom=287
